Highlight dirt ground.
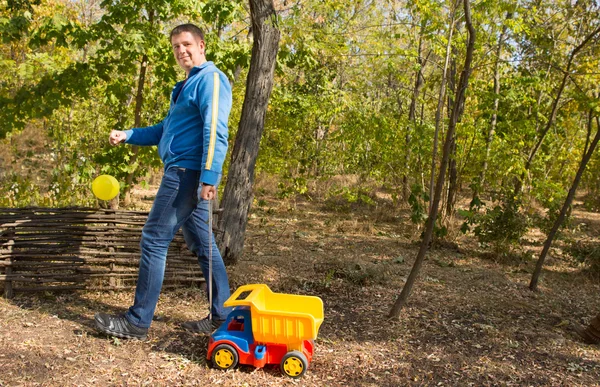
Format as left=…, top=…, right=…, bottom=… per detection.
left=1, top=189, right=599, bottom=386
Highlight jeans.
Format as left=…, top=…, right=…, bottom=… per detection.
left=125, top=166, right=231, bottom=328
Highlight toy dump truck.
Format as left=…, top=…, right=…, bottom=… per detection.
left=207, top=284, right=324, bottom=378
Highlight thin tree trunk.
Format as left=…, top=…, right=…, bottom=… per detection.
left=515, top=25, right=600, bottom=195
left=442, top=52, right=457, bottom=213
left=458, top=128, right=477, bottom=179
left=122, top=53, right=148, bottom=206
left=446, top=137, right=458, bottom=216
left=122, top=10, right=154, bottom=205
left=217, top=0, right=280, bottom=265
left=429, top=2, right=457, bottom=212
left=583, top=108, right=593, bottom=156
left=530, top=116, right=600, bottom=290
left=402, top=20, right=427, bottom=201
left=475, top=12, right=511, bottom=199
left=389, top=0, right=475, bottom=318
left=444, top=49, right=457, bottom=216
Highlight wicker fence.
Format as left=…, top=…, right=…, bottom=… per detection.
left=0, top=207, right=207, bottom=298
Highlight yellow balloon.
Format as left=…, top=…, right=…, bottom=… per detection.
left=92, top=175, right=120, bottom=201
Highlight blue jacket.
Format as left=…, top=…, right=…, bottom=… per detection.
left=124, top=62, right=232, bottom=186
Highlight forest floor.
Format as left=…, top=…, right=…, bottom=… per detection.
left=1, top=178, right=600, bottom=386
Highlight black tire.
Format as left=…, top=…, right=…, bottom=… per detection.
left=211, top=343, right=239, bottom=370
left=280, top=350, right=308, bottom=378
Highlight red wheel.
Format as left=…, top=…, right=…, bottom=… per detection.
left=211, top=343, right=239, bottom=370
left=280, top=350, right=308, bottom=378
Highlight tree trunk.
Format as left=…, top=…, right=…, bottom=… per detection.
left=217, top=0, right=280, bottom=266
left=529, top=116, right=600, bottom=291
left=446, top=136, right=458, bottom=216
left=515, top=25, right=600, bottom=195
left=475, top=12, right=511, bottom=199
left=389, top=0, right=475, bottom=318
left=429, top=1, right=457, bottom=212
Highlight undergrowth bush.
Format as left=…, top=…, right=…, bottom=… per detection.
left=582, top=191, right=600, bottom=212
left=0, top=173, right=44, bottom=207
left=0, top=170, right=97, bottom=207
left=277, top=176, right=309, bottom=198
left=323, top=186, right=377, bottom=212
left=566, top=241, right=600, bottom=279
left=316, top=260, right=393, bottom=288
left=461, top=195, right=530, bottom=260
left=408, top=183, right=428, bottom=224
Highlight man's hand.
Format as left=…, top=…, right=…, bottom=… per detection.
left=109, top=130, right=127, bottom=146
left=200, top=184, right=216, bottom=200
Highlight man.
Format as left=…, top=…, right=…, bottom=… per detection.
left=94, top=24, right=232, bottom=339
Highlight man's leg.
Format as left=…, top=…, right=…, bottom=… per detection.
left=95, top=167, right=199, bottom=338
left=181, top=198, right=232, bottom=333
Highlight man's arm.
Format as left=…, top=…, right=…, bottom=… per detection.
left=108, top=121, right=165, bottom=146
left=123, top=121, right=165, bottom=146
left=196, top=71, right=232, bottom=186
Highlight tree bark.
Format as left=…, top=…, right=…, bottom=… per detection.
left=529, top=116, right=600, bottom=291
left=217, top=0, right=280, bottom=265
left=389, top=0, right=475, bottom=318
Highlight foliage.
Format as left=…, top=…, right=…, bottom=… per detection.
left=408, top=183, right=428, bottom=224
left=321, top=185, right=378, bottom=214
left=277, top=176, right=308, bottom=199
left=1, top=0, right=600, bottom=264
left=530, top=179, right=569, bottom=235
left=0, top=0, right=250, bottom=205
left=461, top=193, right=529, bottom=258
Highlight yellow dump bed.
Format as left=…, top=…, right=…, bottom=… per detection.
left=224, top=284, right=324, bottom=348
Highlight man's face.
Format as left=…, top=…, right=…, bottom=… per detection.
left=171, top=32, right=205, bottom=74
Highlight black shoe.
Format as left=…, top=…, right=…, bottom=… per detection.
left=94, top=313, right=148, bottom=340
left=181, top=316, right=224, bottom=335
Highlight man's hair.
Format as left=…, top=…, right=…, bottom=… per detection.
left=170, top=24, right=204, bottom=42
